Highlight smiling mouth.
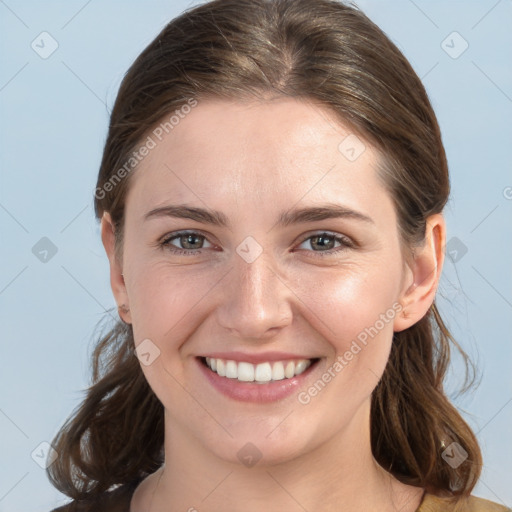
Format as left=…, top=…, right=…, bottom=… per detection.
left=199, top=356, right=321, bottom=384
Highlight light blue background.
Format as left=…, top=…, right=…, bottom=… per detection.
left=1, top=1, right=511, bottom=511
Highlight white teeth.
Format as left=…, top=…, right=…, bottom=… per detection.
left=217, top=359, right=226, bottom=377
left=271, top=361, right=285, bottom=381
left=225, top=360, right=237, bottom=378
left=284, top=361, right=295, bottom=378
left=254, top=362, right=272, bottom=382
left=237, top=362, right=254, bottom=382
left=294, top=360, right=309, bottom=375
left=204, top=357, right=313, bottom=383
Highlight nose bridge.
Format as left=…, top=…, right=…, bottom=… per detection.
left=215, top=249, right=292, bottom=339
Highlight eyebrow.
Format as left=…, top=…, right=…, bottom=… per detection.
left=144, top=203, right=374, bottom=228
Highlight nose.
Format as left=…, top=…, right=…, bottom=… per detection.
left=215, top=252, right=293, bottom=340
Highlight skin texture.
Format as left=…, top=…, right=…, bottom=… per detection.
left=101, top=97, right=446, bottom=512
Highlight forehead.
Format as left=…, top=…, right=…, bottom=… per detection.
left=124, top=97, right=392, bottom=225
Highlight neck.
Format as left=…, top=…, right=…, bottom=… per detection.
left=135, top=398, right=424, bottom=512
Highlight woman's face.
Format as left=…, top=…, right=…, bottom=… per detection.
left=116, top=97, right=415, bottom=465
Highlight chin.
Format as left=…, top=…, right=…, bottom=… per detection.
left=194, top=416, right=326, bottom=468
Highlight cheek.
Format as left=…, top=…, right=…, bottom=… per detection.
left=127, top=266, right=217, bottom=407
left=126, top=236, right=404, bottom=377
left=128, top=262, right=213, bottom=345
left=291, top=260, right=402, bottom=350
left=127, top=252, right=404, bottom=348
left=290, top=264, right=402, bottom=424
left=126, top=249, right=403, bottom=432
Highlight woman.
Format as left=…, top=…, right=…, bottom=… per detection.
left=47, top=0, right=509, bottom=510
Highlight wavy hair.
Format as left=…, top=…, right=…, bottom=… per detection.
left=47, top=0, right=481, bottom=503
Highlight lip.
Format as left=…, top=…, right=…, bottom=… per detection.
left=196, top=356, right=321, bottom=403
left=200, top=351, right=318, bottom=364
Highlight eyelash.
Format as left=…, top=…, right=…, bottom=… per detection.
left=158, top=230, right=355, bottom=258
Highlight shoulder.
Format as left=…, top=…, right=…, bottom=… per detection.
left=48, top=481, right=138, bottom=512
left=419, top=493, right=511, bottom=512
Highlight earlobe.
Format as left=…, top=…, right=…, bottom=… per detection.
left=100, top=212, right=132, bottom=324
left=393, top=214, right=445, bottom=332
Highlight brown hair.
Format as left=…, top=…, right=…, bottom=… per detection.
left=47, top=0, right=482, bottom=503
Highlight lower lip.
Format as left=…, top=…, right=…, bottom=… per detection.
left=196, top=357, right=320, bottom=403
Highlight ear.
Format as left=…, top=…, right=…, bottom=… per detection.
left=100, top=212, right=132, bottom=324
left=393, top=213, right=446, bottom=332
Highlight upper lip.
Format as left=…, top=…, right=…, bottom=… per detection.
left=199, top=351, right=319, bottom=364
